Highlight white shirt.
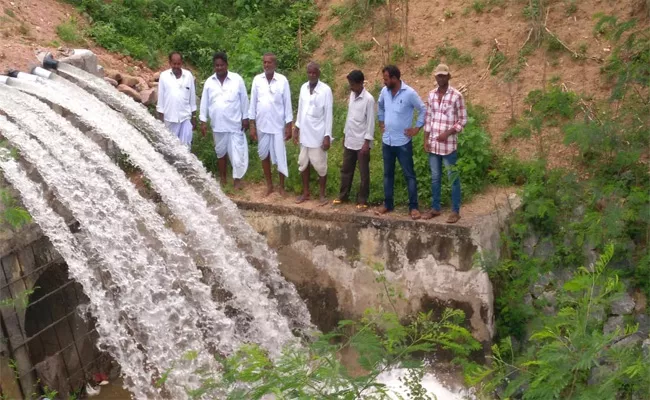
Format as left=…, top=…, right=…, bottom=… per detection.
left=156, top=68, right=197, bottom=123
left=295, top=80, right=333, bottom=148
left=199, top=72, right=249, bottom=133
left=248, top=72, right=292, bottom=134
left=344, top=89, right=375, bottom=150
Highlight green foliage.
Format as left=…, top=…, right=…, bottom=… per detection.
left=330, top=0, right=384, bottom=40
left=471, top=245, right=650, bottom=399
left=164, top=307, right=479, bottom=398
left=0, top=189, right=31, bottom=230
left=416, top=58, right=440, bottom=76
left=56, top=17, right=86, bottom=45
left=391, top=44, right=406, bottom=62
left=487, top=49, right=507, bottom=75
left=434, top=42, right=473, bottom=66
left=478, top=22, right=650, bottom=400
left=564, top=0, right=577, bottom=15
left=505, top=86, right=579, bottom=143
left=341, top=42, right=366, bottom=65
left=67, top=0, right=319, bottom=76
left=594, top=15, right=650, bottom=100
left=472, top=0, right=486, bottom=14
left=0, top=287, right=36, bottom=309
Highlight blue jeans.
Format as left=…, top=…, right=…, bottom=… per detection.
left=383, top=142, right=418, bottom=211
left=429, top=151, right=461, bottom=213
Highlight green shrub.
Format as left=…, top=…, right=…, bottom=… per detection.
left=56, top=17, right=85, bottom=45
left=341, top=43, right=366, bottom=65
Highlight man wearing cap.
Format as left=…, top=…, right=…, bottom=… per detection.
left=375, top=65, right=426, bottom=220
left=422, top=64, right=467, bottom=224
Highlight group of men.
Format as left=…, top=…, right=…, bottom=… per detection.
left=156, top=51, right=467, bottom=223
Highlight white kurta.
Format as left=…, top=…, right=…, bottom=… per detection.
left=249, top=72, right=292, bottom=177
left=295, top=80, right=333, bottom=148
left=157, top=69, right=197, bottom=123
left=199, top=72, right=250, bottom=178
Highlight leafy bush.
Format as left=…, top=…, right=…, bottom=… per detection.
left=67, top=0, right=319, bottom=76
left=470, top=245, right=650, bottom=399
left=56, top=17, right=85, bottom=45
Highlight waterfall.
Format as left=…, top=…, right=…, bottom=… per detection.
left=56, top=63, right=312, bottom=333
left=0, top=70, right=312, bottom=398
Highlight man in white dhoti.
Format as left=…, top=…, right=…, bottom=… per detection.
left=199, top=52, right=250, bottom=189
left=249, top=53, right=293, bottom=196
left=293, top=62, right=333, bottom=206
left=157, top=52, right=197, bottom=147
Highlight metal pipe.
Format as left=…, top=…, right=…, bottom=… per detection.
left=31, top=67, right=52, bottom=79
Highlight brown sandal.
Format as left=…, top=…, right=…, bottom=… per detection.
left=421, top=209, right=441, bottom=220
left=375, top=206, right=391, bottom=216
left=446, top=212, right=461, bottom=224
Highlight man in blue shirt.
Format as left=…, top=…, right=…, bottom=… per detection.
left=375, top=65, right=426, bottom=220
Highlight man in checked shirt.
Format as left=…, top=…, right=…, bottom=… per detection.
left=422, top=64, right=468, bottom=224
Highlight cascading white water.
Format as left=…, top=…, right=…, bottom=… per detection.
left=4, top=75, right=301, bottom=349
left=0, top=114, right=223, bottom=399
left=55, top=63, right=312, bottom=332
left=0, top=71, right=314, bottom=398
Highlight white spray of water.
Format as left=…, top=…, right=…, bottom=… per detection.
left=55, top=63, right=312, bottom=332
left=5, top=75, right=299, bottom=351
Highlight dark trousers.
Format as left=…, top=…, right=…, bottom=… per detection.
left=338, top=147, right=370, bottom=204
left=382, top=141, right=418, bottom=211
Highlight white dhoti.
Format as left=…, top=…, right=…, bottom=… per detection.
left=298, top=145, right=328, bottom=177
left=165, top=119, right=194, bottom=148
left=257, top=131, right=288, bottom=177
left=213, top=131, right=249, bottom=179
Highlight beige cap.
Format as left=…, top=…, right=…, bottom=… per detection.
left=434, top=64, right=450, bottom=76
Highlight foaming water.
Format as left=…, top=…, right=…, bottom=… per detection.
left=0, top=72, right=314, bottom=398
left=5, top=75, right=298, bottom=349
left=56, top=63, right=312, bottom=332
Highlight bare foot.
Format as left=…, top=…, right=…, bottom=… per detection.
left=295, top=194, right=310, bottom=204
left=264, top=185, right=274, bottom=197
left=220, top=179, right=227, bottom=187
left=234, top=180, right=243, bottom=191
left=278, top=187, right=287, bottom=197
left=318, top=196, right=329, bottom=206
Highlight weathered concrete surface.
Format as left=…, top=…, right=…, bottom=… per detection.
left=238, top=197, right=518, bottom=345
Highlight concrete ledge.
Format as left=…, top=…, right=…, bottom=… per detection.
left=238, top=200, right=497, bottom=346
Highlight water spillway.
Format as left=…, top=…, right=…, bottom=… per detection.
left=0, top=66, right=311, bottom=398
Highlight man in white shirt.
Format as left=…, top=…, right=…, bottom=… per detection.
left=249, top=53, right=293, bottom=196
left=333, top=70, right=375, bottom=211
left=199, top=52, right=250, bottom=189
left=157, top=52, right=197, bottom=148
left=293, top=62, right=333, bottom=205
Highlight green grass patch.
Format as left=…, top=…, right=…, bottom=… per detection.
left=56, top=17, right=85, bottom=45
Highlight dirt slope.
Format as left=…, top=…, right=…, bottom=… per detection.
left=312, top=0, right=648, bottom=167
left=0, top=0, right=156, bottom=82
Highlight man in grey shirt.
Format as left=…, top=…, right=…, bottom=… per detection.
left=334, top=70, right=375, bottom=211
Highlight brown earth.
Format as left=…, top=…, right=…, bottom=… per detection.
left=0, top=0, right=158, bottom=82
left=312, top=0, right=648, bottom=169
left=229, top=182, right=517, bottom=225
